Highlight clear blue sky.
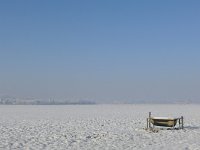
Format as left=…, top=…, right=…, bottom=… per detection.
left=0, top=0, right=200, bottom=102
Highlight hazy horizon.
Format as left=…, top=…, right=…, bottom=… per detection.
left=0, top=1, right=200, bottom=103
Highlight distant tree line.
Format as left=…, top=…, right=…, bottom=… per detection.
left=0, top=97, right=96, bottom=105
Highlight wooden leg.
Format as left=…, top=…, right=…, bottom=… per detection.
left=181, top=116, right=184, bottom=129
left=149, top=112, right=151, bottom=128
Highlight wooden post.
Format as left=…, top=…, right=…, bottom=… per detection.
left=149, top=112, right=151, bottom=128
left=181, top=116, right=184, bottom=129
left=147, top=118, right=149, bottom=129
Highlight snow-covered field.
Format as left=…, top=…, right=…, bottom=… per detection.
left=0, top=104, right=200, bottom=150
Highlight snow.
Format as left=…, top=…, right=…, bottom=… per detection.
left=0, top=104, right=200, bottom=150
left=150, top=117, right=179, bottom=119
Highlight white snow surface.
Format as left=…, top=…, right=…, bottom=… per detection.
left=0, top=104, right=200, bottom=150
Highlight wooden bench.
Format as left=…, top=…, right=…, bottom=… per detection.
left=146, top=112, right=184, bottom=130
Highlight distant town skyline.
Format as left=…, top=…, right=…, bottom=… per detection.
left=0, top=1, right=200, bottom=103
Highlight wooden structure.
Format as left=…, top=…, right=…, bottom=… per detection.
left=146, top=112, right=184, bottom=130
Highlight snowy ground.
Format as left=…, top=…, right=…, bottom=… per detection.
left=0, top=104, right=200, bottom=150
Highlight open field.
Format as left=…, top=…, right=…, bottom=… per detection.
left=0, top=104, right=200, bottom=150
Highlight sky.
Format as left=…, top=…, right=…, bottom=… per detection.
left=0, top=0, right=200, bottom=103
